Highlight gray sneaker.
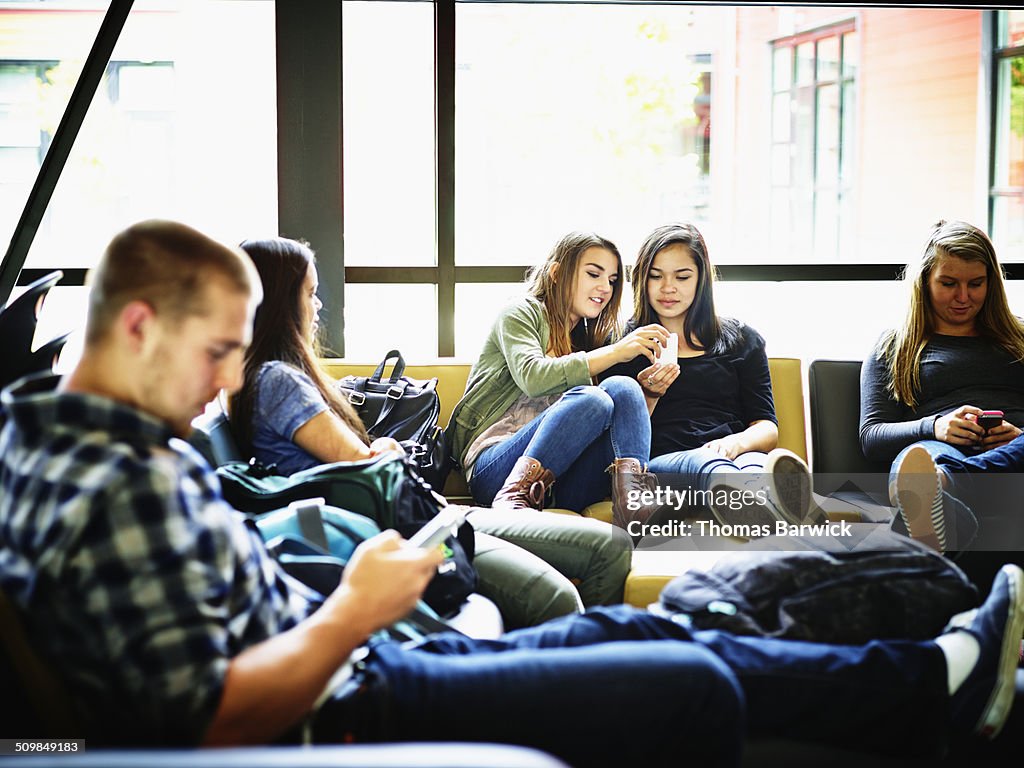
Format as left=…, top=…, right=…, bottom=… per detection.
left=763, top=448, right=813, bottom=525
left=708, top=473, right=785, bottom=536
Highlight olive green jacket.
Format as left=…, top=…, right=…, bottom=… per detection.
left=449, top=296, right=593, bottom=469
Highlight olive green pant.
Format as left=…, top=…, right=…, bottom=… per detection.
left=468, top=507, right=632, bottom=630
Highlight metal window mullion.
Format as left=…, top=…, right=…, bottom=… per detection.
left=275, top=0, right=345, bottom=356
left=987, top=10, right=999, bottom=234
left=437, top=0, right=456, bottom=357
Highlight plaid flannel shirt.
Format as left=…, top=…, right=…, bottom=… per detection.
left=0, top=375, right=321, bottom=745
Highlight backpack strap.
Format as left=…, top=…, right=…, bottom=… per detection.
left=371, top=349, right=406, bottom=383
left=366, top=378, right=411, bottom=435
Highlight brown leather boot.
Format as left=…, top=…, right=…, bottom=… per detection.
left=607, top=457, right=662, bottom=530
left=491, top=455, right=555, bottom=512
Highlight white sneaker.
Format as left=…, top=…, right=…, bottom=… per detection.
left=763, top=448, right=813, bottom=525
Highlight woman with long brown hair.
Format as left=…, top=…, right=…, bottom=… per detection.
left=861, top=220, right=1024, bottom=466
left=449, top=231, right=667, bottom=528
left=859, top=219, right=1024, bottom=550
left=229, top=237, right=399, bottom=473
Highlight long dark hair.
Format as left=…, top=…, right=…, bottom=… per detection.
left=229, top=237, right=369, bottom=452
left=629, top=223, right=739, bottom=353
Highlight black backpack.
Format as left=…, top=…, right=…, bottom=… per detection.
left=335, top=349, right=453, bottom=491
left=658, top=530, right=980, bottom=644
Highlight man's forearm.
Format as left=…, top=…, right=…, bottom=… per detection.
left=202, top=588, right=374, bottom=746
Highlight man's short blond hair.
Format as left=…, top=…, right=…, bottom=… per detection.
left=85, top=220, right=262, bottom=344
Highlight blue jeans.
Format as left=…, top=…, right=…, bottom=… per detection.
left=888, top=439, right=971, bottom=494
left=928, top=434, right=1024, bottom=550
left=469, top=377, right=651, bottom=512
left=650, top=447, right=769, bottom=492
left=317, top=605, right=947, bottom=766
left=931, top=432, right=1024, bottom=475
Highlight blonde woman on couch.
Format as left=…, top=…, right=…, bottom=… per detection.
left=602, top=223, right=815, bottom=531
left=228, top=236, right=630, bottom=629
left=859, top=220, right=1024, bottom=549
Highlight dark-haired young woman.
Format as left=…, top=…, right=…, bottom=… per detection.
left=604, top=223, right=814, bottom=529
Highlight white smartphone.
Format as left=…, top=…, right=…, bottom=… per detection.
left=659, top=332, right=679, bottom=364
left=406, top=505, right=470, bottom=551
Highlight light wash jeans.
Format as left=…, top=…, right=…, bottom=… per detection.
left=649, top=446, right=769, bottom=491
left=469, top=376, right=651, bottom=512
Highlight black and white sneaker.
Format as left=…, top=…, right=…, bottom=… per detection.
left=946, top=564, right=1024, bottom=739
left=708, top=473, right=785, bottom=536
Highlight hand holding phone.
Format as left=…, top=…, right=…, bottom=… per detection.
left=978, top=410, right=1004, bottom=432
left=405, top=505, right=469, bottom=552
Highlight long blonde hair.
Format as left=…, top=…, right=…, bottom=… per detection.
left=882, top=219, right=1024, bottom=406
left=525, top=232, right=624, bottom=356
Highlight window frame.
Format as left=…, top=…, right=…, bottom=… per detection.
left=990, top=9, right=1024, bottom=252
left=5, top=2, right=1023, bottom=359
left=769, top=19, right=856, bottom=263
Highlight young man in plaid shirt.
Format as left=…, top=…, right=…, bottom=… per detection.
left=1, top=220, right=1019, bottom=766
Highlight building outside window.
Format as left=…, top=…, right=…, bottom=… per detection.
left=770, top=21, right=857, bottom=263
left=992, top=9, right=1024, bottom=259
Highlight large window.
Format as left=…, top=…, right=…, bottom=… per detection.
left=992, top=9, right=1024, bottom=259
left=341, top=1, right=434, bottom=268
left=340, top=1, right=438, bottom=360
left=770, top=22, right=857, bottom=263
left=1, top=0, right=278, bottom=369
left=456, top=2, right=720, bottom=268
left=3, top=3, right=1013, bottom=369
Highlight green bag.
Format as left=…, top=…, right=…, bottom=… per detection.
left=217, top=451, right=477, bottom=618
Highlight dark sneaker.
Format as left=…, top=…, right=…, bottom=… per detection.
left=946, top=564, right=1024, bottom=739
left=893, top=445, right=946, bottom=553
left=763, top=448, right=813, bottom=524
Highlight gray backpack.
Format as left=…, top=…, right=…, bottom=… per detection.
left=658, top=530, right=979, bottom=644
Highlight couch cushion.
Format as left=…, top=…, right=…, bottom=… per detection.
left=807, top=359, right=889, bottom=498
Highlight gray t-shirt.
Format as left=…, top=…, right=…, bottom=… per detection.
left=252, top=361, right=328, bottom=475
left=859, top=333, right=1024, bottom=462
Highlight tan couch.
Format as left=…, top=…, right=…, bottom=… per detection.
left=324, top=358, right=808, bottom=608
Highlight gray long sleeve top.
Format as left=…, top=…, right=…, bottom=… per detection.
left=859, top=333, right=1024, bottom=463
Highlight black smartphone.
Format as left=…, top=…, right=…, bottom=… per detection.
left=978, top=410, right=1004, bottom=431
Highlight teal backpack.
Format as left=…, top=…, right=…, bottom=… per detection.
left=254, top=499, right=459, bottom=642
left=218, top=451, right=477, bottom=618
